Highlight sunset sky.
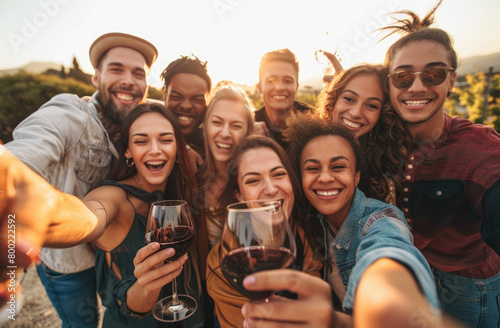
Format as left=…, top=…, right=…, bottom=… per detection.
left=2, top=0, right=500, bottom=88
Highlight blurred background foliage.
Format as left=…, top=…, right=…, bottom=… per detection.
left=0, top=72, right=163, bottom=143
left=446, top=71, right=500, bottom=132
left=1, top=70, right=499, bottom=144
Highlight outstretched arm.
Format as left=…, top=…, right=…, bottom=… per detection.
left=355, top=258, right=465, bottom=328
left=0, top=145, right=103, bottom=251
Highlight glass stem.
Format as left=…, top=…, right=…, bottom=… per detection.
left=170, top=278, right=180, bottom=306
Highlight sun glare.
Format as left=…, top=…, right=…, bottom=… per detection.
left=2, top=0, right=500, bottom=88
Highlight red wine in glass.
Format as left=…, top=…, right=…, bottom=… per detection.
left=220, top=199, right=297, bottom=300
left=221, top=245, right=295, bottom=300
left=145, top=200, right=197, bottom=322
left=145, top=225, right=195, bottom=261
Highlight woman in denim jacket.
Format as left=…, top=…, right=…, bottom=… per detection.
left=239, top=113, right=460, bottom=328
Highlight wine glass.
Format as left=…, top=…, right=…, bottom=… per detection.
left=145, top=200, right=197, bottom=322
left=219, top=199, right=296, bottom=300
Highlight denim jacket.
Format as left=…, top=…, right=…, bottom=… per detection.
left=319, top=188, right=440, bottom=313
left=6, top=91, right=118, bottom=273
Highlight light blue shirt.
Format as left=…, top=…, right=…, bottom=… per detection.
left=6, top=91, right=118, bottom=273
left=319, top=188, right=440, bottom=313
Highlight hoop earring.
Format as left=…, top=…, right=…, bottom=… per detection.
left=126, top=158, right=134, bottom=167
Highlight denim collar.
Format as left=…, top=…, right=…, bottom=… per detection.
left=320, top=188, right=366, bottom=251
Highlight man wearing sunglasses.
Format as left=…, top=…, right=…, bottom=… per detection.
left=384, top=12, right=500, bottom=328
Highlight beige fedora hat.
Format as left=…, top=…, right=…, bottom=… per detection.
left=89, top=32, right=158, bottom=69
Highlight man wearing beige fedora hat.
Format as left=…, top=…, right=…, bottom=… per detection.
left=6, top=32, right=157, bottom=327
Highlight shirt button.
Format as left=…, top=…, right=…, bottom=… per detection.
left=407, top=164, right=414, bottom=169
left=403, top=198, right=409, bottom=202
left=404, top=188, right=409, bottom=192
left=436, top=190, right=443, bottom=196
left=410, top=156, right=415, bottom=161
left=405, top=175, right=411, bottom=180
left=403, top=208, right=409, bottom=212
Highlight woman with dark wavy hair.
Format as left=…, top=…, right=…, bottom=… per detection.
left=316, top=64, right=411, bottom=204
left=83, top=103, right=207, bottom=327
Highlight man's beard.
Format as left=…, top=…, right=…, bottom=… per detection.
left=97, top=85, right=144, bottom=124
left=97, top=93, right=126, bottom=124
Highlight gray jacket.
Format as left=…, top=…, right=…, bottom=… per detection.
left=6, top=91, right=118, bottom=273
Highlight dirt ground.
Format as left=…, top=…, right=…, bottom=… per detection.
left=3, top=266, right=62, bottom=328
left=2, top=266, right=105, bottom=328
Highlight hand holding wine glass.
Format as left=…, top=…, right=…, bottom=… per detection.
left=219, top=199, right=296, bottom=301
left=241, top=269, right=340, bottom=328
left=145, top=200, right=197, bottom=322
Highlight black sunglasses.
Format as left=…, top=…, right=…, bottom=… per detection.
left=388, top=67, right=454, bottom=89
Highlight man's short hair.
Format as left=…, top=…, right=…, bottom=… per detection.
left=160, top=55, right=212, bottom=93
left=259, top=48, right=299, bottom=79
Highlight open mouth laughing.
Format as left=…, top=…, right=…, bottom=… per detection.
left=114, top=92, right=134, bottom=101
left=178, top=115, right=194, bottom=124
left=111, top=90, right=141, bottom=104
left=215, top=142, right=232, bottom=150
left=145, top=160, right=166, bottom=172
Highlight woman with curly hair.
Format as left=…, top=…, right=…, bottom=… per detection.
left=315, top=64, right=412, bottom=204
left=238, top=113, right=450, bottom=328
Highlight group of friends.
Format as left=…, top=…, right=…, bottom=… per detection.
left=1, top=2, right=500, bottom=328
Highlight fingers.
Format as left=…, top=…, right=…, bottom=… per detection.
left=188, top=157, right=198, bottom=174
left=134, top=248, right=188, bottom=292
left=133, top=244, right=182, bottom=277
left=242, top=294, right=333, bottom=326
left=240, top=270, right=334, bottom=327
left=243, top=316, right=332, bottom=328
left=187, top=148, right=203, bottom=173
left=243, top=317, right=322, bottom=328
left=243, top=269, right=331, bottom=300
left=253, top=122, right=270, bottom=137
left=133, top=242, right=161, bottom=268
left=195, top=152, right=204, bottom=167
left=321, top=50, right=344, bottom=74
left=243, top=317, right=303, bottom=328
left=136, top=256, right=186, bottom=292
